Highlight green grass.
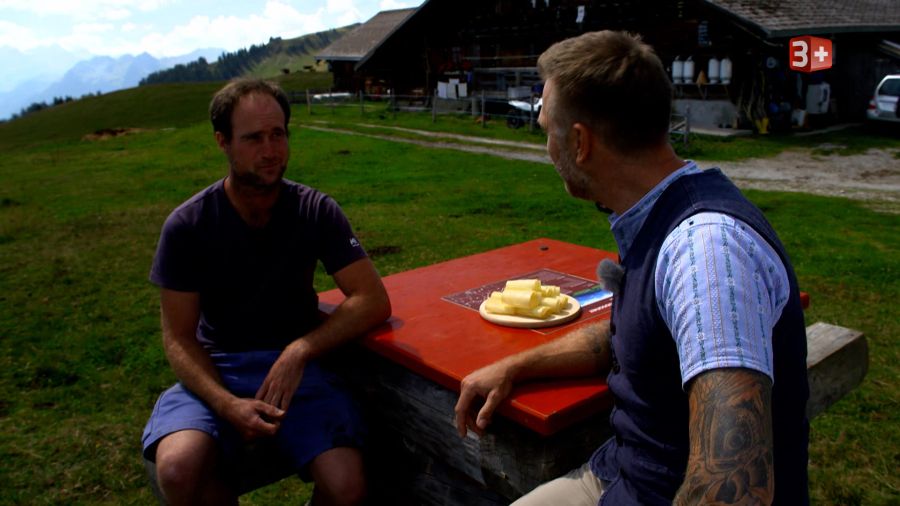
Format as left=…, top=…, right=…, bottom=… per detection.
left=247, top=55, right=325, bottom=78
left=299, top=98, right=900, bottom=161
left=303, top=98, right=550, bottom=145
left=1, top=82, right=898, bottom=504
left=678, top=125, right=900, bottom=161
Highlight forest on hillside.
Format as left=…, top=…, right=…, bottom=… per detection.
left=140, top=28, right=349, bottom=85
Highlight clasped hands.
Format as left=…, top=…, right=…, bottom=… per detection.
left=220, top=340, right=515, bottom=441
left=222, top=341, right=310, bottom=441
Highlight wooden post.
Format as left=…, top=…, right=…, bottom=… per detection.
left=390, top=90, right=396, bottom=119
left=481, top=91, right=486, bottom=129
left=432, top=91, right=437, bottom=123
left=529, top=93, right=535, bottom=133
left=306, top=89, right=312, bottom=115
left=684, top=104, right=691, bottom=148
left=360, top=90, right=365, bottom=115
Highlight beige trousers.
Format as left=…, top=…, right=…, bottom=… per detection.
left=510, top=462, right=606, bottom=506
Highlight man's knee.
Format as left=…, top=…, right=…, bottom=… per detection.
left=511, top=462, right=604, bottom=506
left=310, top=447, right=366, bottom=506
left=154, top=430, right=221, bottom=498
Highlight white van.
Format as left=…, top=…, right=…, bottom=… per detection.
left=867, top=75, right=900, bottom=124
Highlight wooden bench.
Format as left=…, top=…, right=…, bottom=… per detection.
left=143, top=321, right=867, bottom=504
left=804, top=322, right=868, bottom=419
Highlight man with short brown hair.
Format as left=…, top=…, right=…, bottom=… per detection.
left=142, top=78, right=391, bottom=505
left=455, top=31, right=809, bottom=505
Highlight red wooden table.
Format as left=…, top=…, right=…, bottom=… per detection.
left=320, top=237, right=810, bottom=437
left=320, top=238, right=618, bottom=436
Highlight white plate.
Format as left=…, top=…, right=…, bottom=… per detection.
left=479, top=294, right=581, bottom=329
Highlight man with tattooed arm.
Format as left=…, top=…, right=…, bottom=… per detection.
left=454, top=31, right=809, bottom=505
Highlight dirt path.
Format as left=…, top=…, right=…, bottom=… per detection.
left=303, top=124, right=550, bottom=163
left=705, top=148, right=900, bottom=205
left=302, top=124, right=900, bottom=209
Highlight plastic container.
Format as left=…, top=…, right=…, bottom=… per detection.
left=708, top=57, right=720, bottom=84
left=719, top=57, right=732, bottom=84
left=683, top=57, right=694, bottom=84
left=672, top=57, right=684, bottom=83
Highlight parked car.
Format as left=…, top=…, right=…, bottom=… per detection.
left=867, top=74, right=900, bottom=124
left=507, top=97, right=542, bottom=129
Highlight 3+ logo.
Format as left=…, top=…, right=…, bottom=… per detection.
left=789, top=36, right=833, bottom=72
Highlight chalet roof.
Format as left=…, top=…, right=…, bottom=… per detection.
left=701, top=0, right=900, bottom=38
left=316, top=8, right=418, bottom=67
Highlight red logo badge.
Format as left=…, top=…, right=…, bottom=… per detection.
left=789, top=36, right=833, bottom=72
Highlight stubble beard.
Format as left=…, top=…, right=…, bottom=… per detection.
left=229, top=162, right=286, bottom=193
left=555, top=144, right=593, bottom=201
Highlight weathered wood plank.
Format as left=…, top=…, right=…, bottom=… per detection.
left=805, top=321, right=868, bottom=419
left=346, top=350, right=609, bottom=500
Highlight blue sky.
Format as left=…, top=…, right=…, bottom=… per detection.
left=0, top=0, right=422, bottom=57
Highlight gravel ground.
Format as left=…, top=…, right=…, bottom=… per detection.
left=700, top=147, right=900, bottom=207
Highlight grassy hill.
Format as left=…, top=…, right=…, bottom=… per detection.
left=244, top=31, right=341, bottom=77
left=0, top=72, right=332, bottom=151
left=141, top=27, right=353, bottom=85
left=1, top=26, right=346, bottom=133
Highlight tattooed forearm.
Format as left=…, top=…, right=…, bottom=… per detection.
left=674, top=368, right=774, bottom=505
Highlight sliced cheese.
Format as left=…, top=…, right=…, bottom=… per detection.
left=514, top=305, right=552, bottom=319
left=484, top=298, right=516, bottom=315
left=540, top=285, right=560, bottom=297
left=483, top=280, right=566, bottom=319
left=501, top=289, right=539, bottom=309
left=505, top=279, right=541, bottom=291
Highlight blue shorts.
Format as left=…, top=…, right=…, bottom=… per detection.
left=141, top=350, right=365, bottom=475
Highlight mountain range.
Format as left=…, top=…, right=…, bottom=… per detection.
left=0, top=47, right=224, bottom=120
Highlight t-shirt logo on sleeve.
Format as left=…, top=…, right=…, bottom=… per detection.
left=349, top=237, right=361, bottom=248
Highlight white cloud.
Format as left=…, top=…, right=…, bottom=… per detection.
left=104, top=8, right=133, bottom=21
left=0, top=1, right=101, bottom=19
left=0, top=0, right=171, bottom=20
left=0, top=20, right=40, bottom=49
left=326, top=0, right=362, bottom=24
left=0, top=1, right=425, bottom=57
left=57, top=22, right=118, bottom=52
left=325, top=0, right=359, bottom=14
left=379, top=0, right=418, bottom=10
left=264, top=0, right=327, bottom=32
left=136, top=0, right=175, bottom=11
left=133, top=3, right=331, bottom=57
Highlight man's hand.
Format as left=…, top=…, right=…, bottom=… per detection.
left=453, top=321, right=612, bottom=438
left=454, top=361, right=516, bottom=437
left=222, top=397, right=285, bottom=440
left=256, top=341, right=310, bottom=412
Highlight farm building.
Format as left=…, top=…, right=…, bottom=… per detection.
left=317, top=0, right=900, bottom=130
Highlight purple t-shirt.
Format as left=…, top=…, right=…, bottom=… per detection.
left=150, top=178, right=367, bottom=353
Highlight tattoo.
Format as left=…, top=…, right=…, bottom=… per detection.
left=674, top=369, right=774, bottom=505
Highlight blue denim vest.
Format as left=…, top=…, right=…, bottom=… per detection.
left=593, top=169, right=809, bottom=505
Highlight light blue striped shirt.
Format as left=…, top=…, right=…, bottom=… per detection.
left=609, top=162, right=788, bottom=386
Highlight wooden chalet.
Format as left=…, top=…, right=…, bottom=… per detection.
left=315, top=8, right=419, bottom=94
left=697, top=0, right=900, bottom=128
left=317, top=0, right=900, bottom=129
